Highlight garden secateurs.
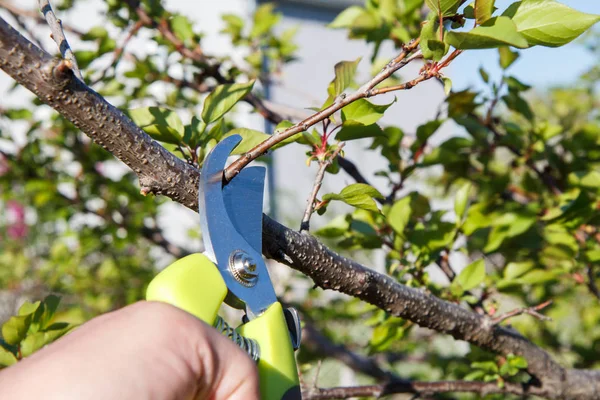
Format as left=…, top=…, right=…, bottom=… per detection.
left=146, top=135, right=302, bottom=400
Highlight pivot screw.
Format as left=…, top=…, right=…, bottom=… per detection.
left=229, top=250, right=259, bottom=287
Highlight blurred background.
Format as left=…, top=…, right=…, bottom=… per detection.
left=0, top=0, right=599, bottom=393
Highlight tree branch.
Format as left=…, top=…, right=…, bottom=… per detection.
left=303, top=380, right=545, bottom=399
left=91, top=20, right=143, bottom=85
left=300, top=144, right=344, bottom=232
left=37, top=0, right=82, bottom=80
left=301, top=320, right=395, bottom=382
left=0, top=1, right=83, bottom=35
left=2, top=17, right=600, bottom=399
left=491, top=300, right=553, bottom=326
left=223, top=41, right=423, bottom=181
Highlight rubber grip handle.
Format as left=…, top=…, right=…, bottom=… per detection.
left=146, top=253, right=301, bottom=399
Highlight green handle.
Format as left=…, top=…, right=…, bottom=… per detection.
left=146, top=253, right=300, bottom=400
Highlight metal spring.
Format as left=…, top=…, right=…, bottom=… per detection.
left=214, top=316, right=260, bottom=362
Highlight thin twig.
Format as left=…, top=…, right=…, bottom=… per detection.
left=300, top=144, right=345, bottom=232
left=91, top=20, right=143, bottom=85
left=492, top=300, right=553, bottom=326
left=301, top=319, right=395, bottom=381
left=0, top=1, right=83, bottom=35
left=587, top=265, right=600, bottom=300
left=38, top=0, right=82, bottom=80
left=223, top=41, right=424, bottom=181
left=223, top=48, right=461, bottom=181
left=5, top=9, right=43, bottom=48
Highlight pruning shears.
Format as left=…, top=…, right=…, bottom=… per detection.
left=146, top=135, right=302, bottom=400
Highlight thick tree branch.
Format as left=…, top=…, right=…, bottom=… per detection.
left=1, top=17, right=600, bottom=400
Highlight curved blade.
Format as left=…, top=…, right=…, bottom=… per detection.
left=198, top=135, right=276, bottom=317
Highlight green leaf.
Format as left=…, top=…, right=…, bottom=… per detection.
left=504, top=261, right=535, bottom=279
left=442, top=77, right=452, bottom=95
left=498, top=46, right=519, bottom=69
left=568, top=170, right=600, bottom=190
left=445, top=17, right=529, bottom=49
left=484, top=212, right=536, bottom=253
left=519, top=269, right=559, bottom=284
left=274, top=120, right=294, bottom=134
left=427, top=39, right=450, bottom=61
left=475, top=0, right=495, bottom=25
left=2, top=314, right=32, bottom=346
left=420, top=13, right=442, bottom=60
left=202, top=80, right=255, bottom=124
left=221, top=14, right=244, bottom=42
left=81, top=26, right=108, bottom=41
left=171, top=15, right=194, bottom=46
left=40, top=295, right=61, bottom=328
left=314, top=215, right=350, bottom=238
left=183, top=116, right=206, bottom=147
left=471, top=360, right=499, bottom=373
left=336, top=121, right=383, bottom=141
left=416, top=120, right=443, bottom=143
left=502, top=91, right=533, bottom=120
left=504, top=0, right=600, bottom=47
left=341, top=98, right=394, bottom=125
left=456, top=259, right=486, bottom=291
left=250, top=3, right=280, bottom=38
left=327, top=58, right=361, bottom=98
left=323, top=183, right=383, bottom=213
left=329, top=6, right=365, bottom=28
left=369, top=322, right=404, bottom=353
left=425, top=0, right=462, bottom=16
left=18, top=301, right=41, bottom=317
left=0, top=347, right=17, bottom=367
left=454, top=182, right=472, bottom=221
left=20, top=323, right=74, bottom=358
left=387, top=196, right=412, bottom=234
left=508, top=354, right=528, bottom=369
left=222, top=128, right=269, bottom=155
left=505, top=76, right=531, bottom=92
left=128, top=107, right=184, bottom=144
left=479, top=67, right=489, bottom=83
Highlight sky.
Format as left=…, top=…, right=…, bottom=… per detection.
left=449, top=0, right=600, bottom=91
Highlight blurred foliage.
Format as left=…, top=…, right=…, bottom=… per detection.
left=0, top=0, right=599, bottom=398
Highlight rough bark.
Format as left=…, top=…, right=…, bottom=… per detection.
left=1, top=17, right=599, bottom=399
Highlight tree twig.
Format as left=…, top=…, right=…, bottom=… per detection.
left=300, top=144, right=344, bottom=232
left=303, top=380, right=545, bottom=399
left=587, top=265, right=600, bottom=300
left=223, top=44, right=427, bottom=181
left=38, top=0, right=82, bottom=80
left=492, top=300, right=553, bottom=326
left=91, top=20, right=143, bottom=85
left=301, top=320, right=395, bottom=381
left=0, top=1, right=83, bottom=35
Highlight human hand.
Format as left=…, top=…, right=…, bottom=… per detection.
left=0, top=301, right=259, bottom=400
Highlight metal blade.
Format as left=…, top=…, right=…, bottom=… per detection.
left=198, top=135, right=276, bottom=317
left=222, top=166, right=265, bottom=255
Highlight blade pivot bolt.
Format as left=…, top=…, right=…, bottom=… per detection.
left=229, top=250, right=259, bottom=287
